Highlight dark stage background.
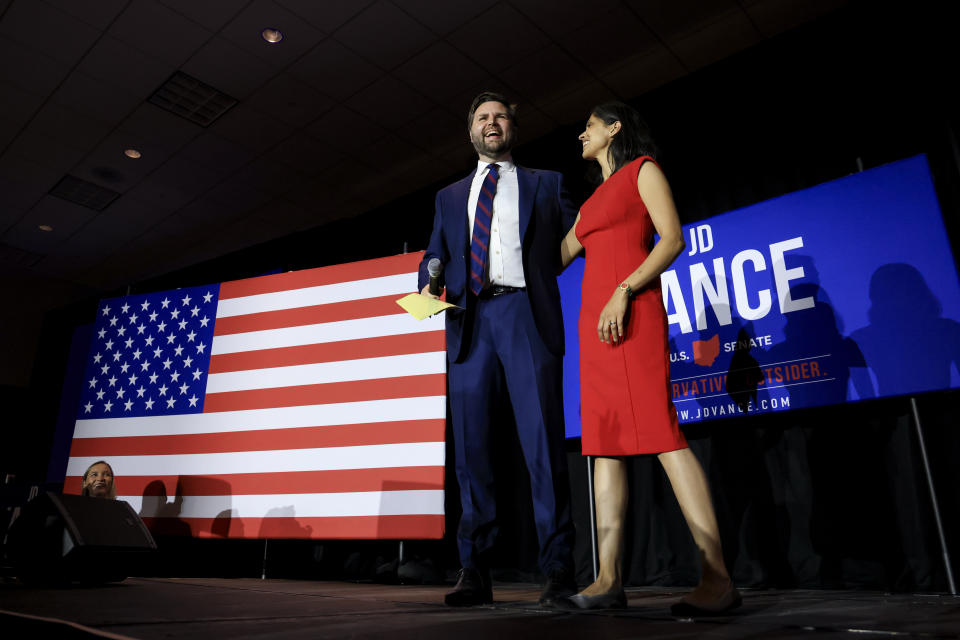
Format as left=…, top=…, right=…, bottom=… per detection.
left=5, top=2, right=960, bottom=592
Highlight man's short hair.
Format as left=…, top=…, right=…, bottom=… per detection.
left=467, top=91, right=519, bottom=129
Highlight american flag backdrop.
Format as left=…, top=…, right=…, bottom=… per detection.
left=64, top=252, right=447, bottom=539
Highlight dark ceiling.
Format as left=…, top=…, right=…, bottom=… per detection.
left=0, top=0, right=848, bottom=386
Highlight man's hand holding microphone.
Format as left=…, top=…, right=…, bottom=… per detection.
left=421, top=258, right=443, bottom=300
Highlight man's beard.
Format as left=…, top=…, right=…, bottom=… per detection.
left=471, top=130, right=514, bottom=157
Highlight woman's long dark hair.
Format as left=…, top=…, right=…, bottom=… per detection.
left=590, top=101, right=658, bottom=178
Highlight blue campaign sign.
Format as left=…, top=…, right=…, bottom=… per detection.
left=560, top=154, right=960, bottom=437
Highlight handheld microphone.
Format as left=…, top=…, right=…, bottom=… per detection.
left=427, top=258, right=443, bottom=296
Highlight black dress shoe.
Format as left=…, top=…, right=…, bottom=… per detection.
left=444, top=568, right=493, bottom=606
left=538, top=567, right=578, bottom=607
left=560, top=588, right=627, bottom=610
left=670, top=589, right=742, bottom=617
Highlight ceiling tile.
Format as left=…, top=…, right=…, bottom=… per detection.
left=395, top=107, right=465, bottom=156
left=210, top=104, right=294, bottom=153
left=119, top=104, right=203, bottom=155
left=357, top=134, right=414, bottom=172
left=261, top=134, right=344, bottom=177
left=50, top=70, right=142, bottom=125
left=75, top=133, right=177, bottom=193
left=246, top=73, right=335, bottom=128
left=304, top=106, right=386, bottom=153
left=392, top=41, right=488, bottom=103
left=600, top=46, right=687, bottom=100
left=333, top=1, right=436, bottom=70
left=348, top=149, right=442, bottom=198
left=220, top=0, right=326, bottom=70
left=2, top=195, right=97, bottom=253
left=539, top=79, right=611, bottom=125
left=563, top=5, right=660, bottom=78
left=178, top=133, right=256, bottom=174
left=31, top=251, right=107, bottom=282
left=205, top=181, right=273, bottom=217
left=109, top=0, right=213, bottom=68
left=277, top=0, right=374, bottom=33
left=231, top=157, right=309, bottom=196
left=345, top=75, right=432, bottom=125
left=0, top=153, right=63, bottom=210
left=158, top=0, right=250, bottom=32
left=6, top=130, right=87, bottom=174
left=510, top=0, right=623, bottom=38
left=42, top=0, right=128, bottom=31
left=448, top=4, right=552, bottom=74
left=126, top=158, right=228, bottom=212
left=0, top=202, right=26, bottom=236
left=290, top=38, right=382, bottom=100
left=0, top=38, right=72, bottom=96
left=0, top=116, right=20, bottom=152
left=246, top=197, right=314, bottom=228
left=284, top=173, right=346, bottom=210
left=395, top=0, right=497, bottom=35
left=172, top=194, right=239, bottom=230
left=75, top=196, right=170, bottom=246
left=743, top=0, right=850, bottom=39
left=78, top=35, right=175, bottom=99
left=26, top=102, right=112, bottom=152
left=228, top=214, right=293, bottom=247
left=0, top=83, right=45, bottom=128
left=0, top=0, right=103, bottom=66
left=625, top=0, right=738, bottom=41
left=501, top=45, right=594, bottom=110
left=182, top=36, right=276, bottom=101
left=669, top=8, right=761, bottom=70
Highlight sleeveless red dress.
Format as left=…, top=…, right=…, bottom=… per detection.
left=575, top=156, right=687, bottom=456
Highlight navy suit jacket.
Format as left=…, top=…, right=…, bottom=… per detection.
left=418, top=166, right=577, bottom=363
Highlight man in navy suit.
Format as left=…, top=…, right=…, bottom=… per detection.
left=419, top=92, right=577, bottom=607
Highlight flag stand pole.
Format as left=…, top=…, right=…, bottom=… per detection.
left=910, top=397, right=956, bottom=594
left=261, top=539, right=269, bottom=580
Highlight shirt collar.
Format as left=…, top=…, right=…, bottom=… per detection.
left=476, top=158, right=515, bottom=174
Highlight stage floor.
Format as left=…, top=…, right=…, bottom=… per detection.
left=2, top=578, right=959, bottom=639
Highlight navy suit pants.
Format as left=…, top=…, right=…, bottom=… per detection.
left=448, top=290, right=575, bottom=574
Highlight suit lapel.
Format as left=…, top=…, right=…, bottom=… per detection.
left=449, top=170, right=475, bottom=273
left=517, top=167, right=539, bottom=241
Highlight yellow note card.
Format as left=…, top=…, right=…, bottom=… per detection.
left=396, top=293, right=460, bottom=320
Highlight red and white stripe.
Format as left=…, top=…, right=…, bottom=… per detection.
left=65, top=252, right=447, bottom=539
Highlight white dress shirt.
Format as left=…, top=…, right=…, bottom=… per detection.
left=466, top=159, right=526, bottom=288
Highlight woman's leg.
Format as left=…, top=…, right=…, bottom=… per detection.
left=658, top=447, right=737, bottom=605
left=581, top=455, right=628, bottom=595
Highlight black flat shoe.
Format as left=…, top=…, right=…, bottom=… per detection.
left=539, top=567, right=578, bottom=607
left=444, top=568, right=493, bottom=607
left=670, top=589, right=742, bottom=617
left=559, top=588, right=627, bottom=610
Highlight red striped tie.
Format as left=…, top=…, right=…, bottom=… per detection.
left=470, top=164, right=499, bottom=295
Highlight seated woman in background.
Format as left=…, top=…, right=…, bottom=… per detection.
left=81, top=460, right=116, bottom=499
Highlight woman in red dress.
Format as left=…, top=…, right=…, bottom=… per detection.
left=560, top=102, right=739, bottom=615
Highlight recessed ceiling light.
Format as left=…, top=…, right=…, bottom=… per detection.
left=38, top=224, right=53, bottom=232
left=125, top=149, right=142, bottom=159
left=262, top=28, right=283, bottom=43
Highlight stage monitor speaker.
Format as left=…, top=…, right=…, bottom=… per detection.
left=6, top=491, right=157, bottom=584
